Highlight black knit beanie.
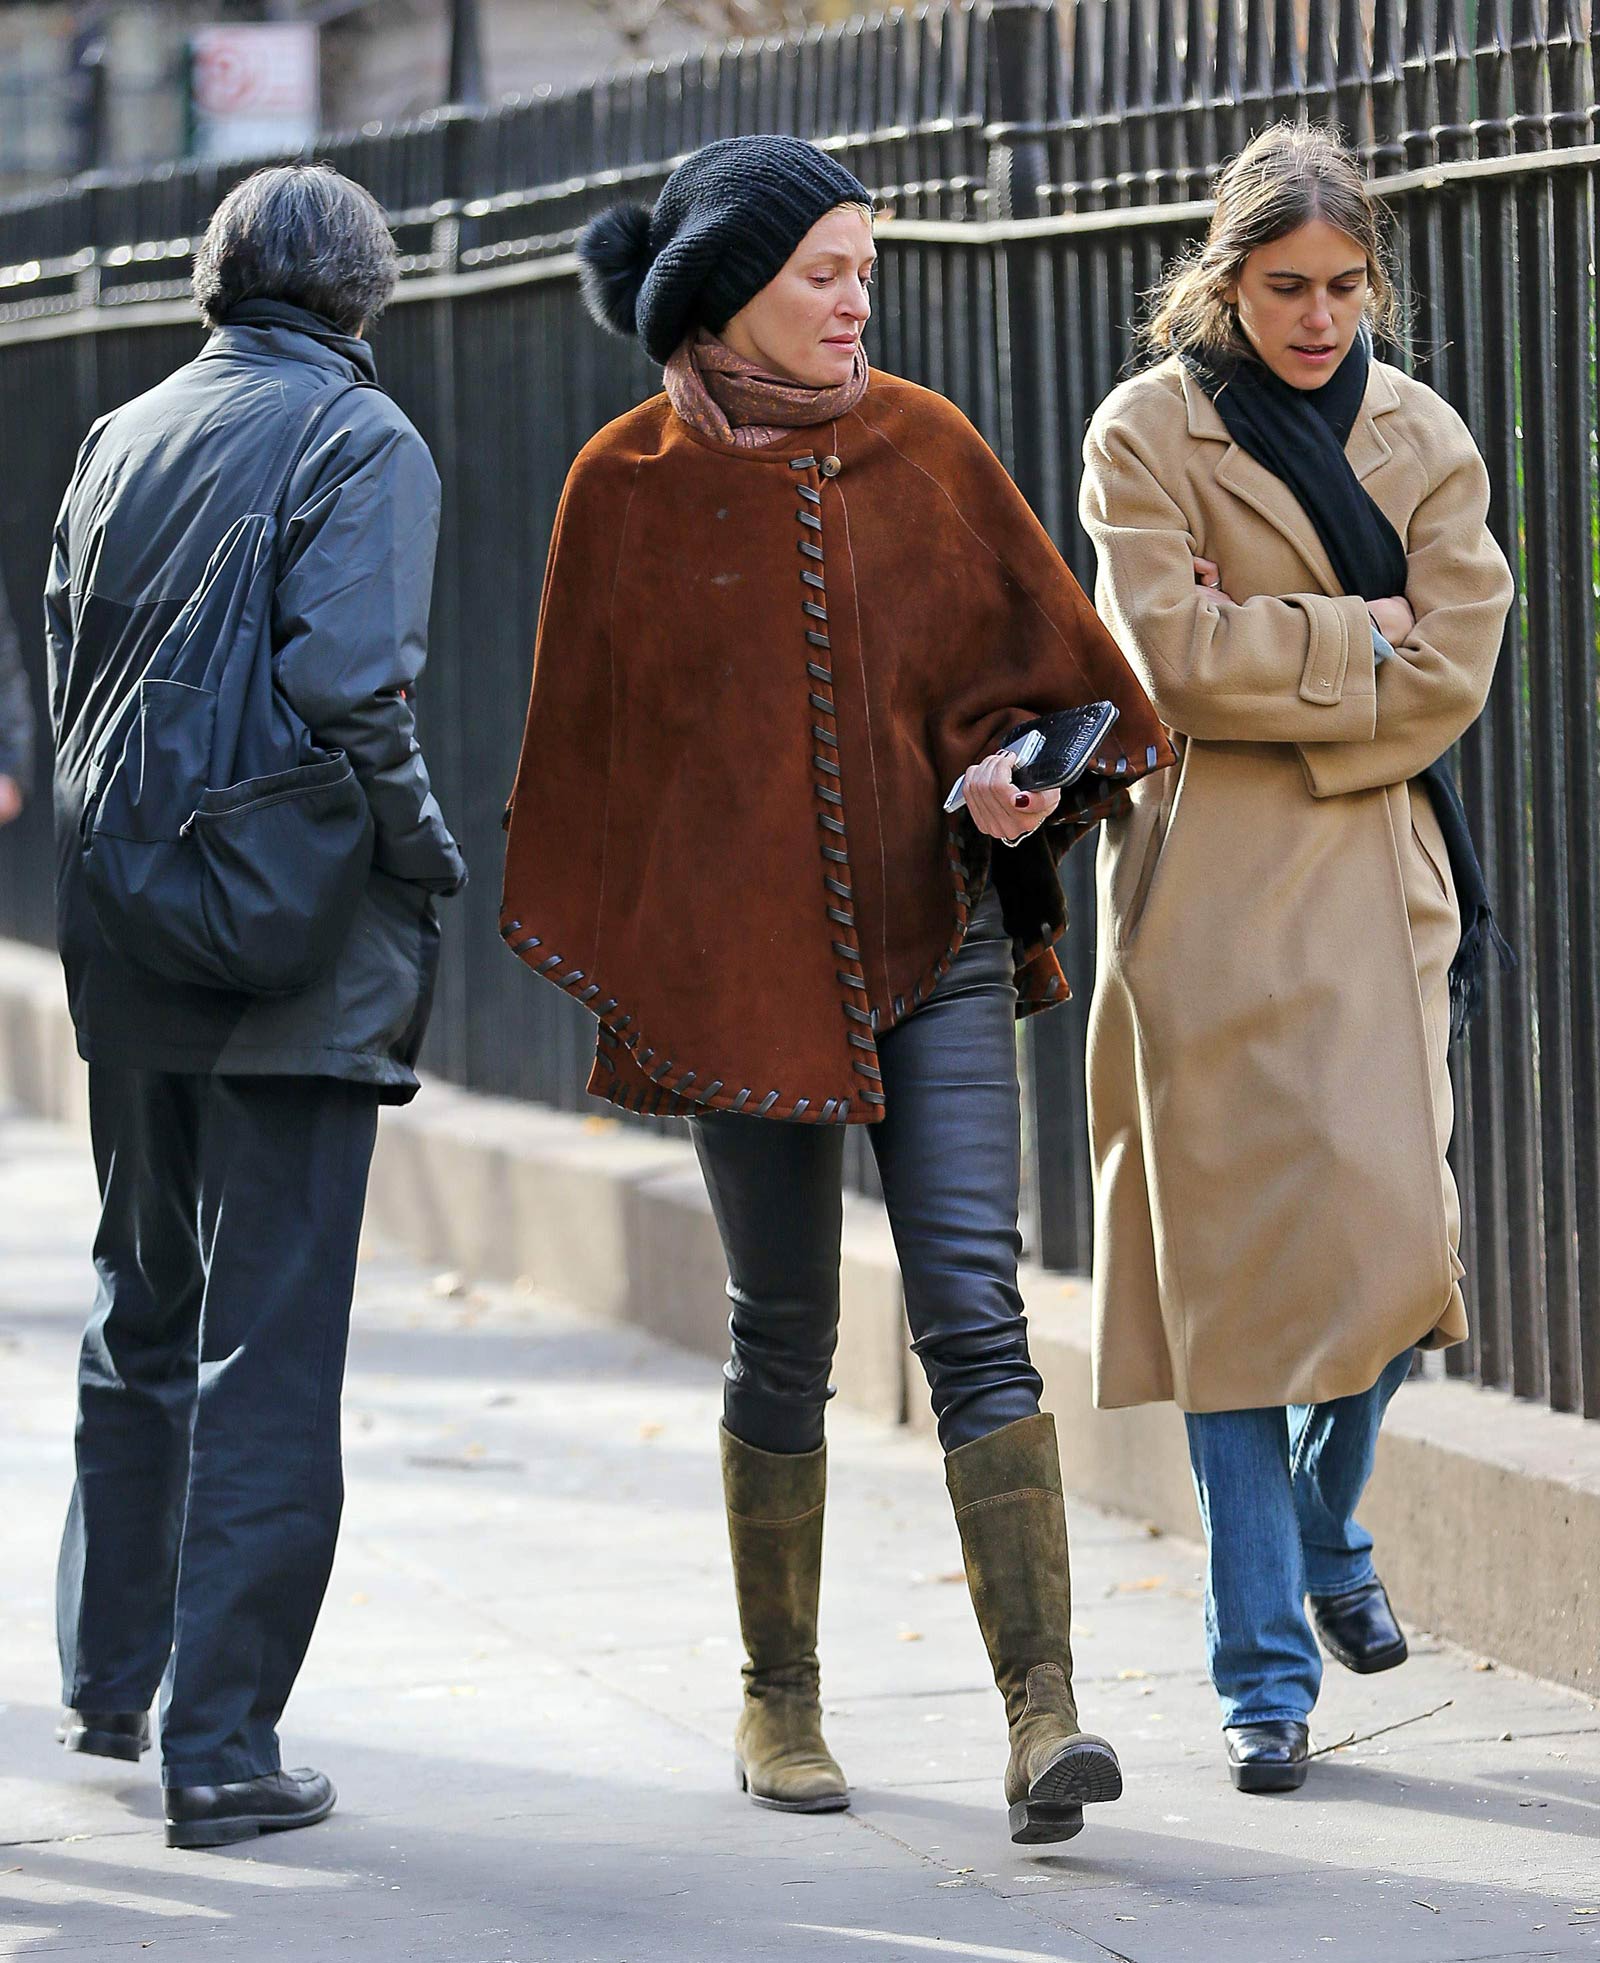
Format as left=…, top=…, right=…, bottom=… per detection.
left=577, top=135, right=873, bottom=366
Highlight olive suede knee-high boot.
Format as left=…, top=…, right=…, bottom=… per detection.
left=946, top=1413, right=1123, bottom=1843
left=721, top=1427, right=849, bottom=1813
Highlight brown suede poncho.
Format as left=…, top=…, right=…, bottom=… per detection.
left=501, top=368, right=1172, bottom=1124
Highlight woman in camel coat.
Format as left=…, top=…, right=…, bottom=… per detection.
left=1079, top=125, right=1512, bottom=1792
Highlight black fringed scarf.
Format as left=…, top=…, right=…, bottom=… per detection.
left=1178, top=327, right=1513, bottom=1040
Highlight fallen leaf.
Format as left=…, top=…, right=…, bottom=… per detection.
left=1117, top=1668, right=1149, bottom=1681
left=1472, top=1657, right=1496, bottom=1672
left=936, top=1570, right=966, bottom=1585
left=431, top=1270, right=469, bottom=1298
left=581, top=1115, right=618, bottom=1133
left=897, top=1629, right=924, bottom=1643
left=348, top=1591, right=370, bottom=1607
left=638, top=1422, right=665, bottom=1440
left=1141, top=1521, right=1163, bottom=1538
left=1500, top=1731, right=1514, bottom=1742
left=1113, top=1576, right=1167, bottom=1593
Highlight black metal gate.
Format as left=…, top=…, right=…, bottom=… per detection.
left=1, top=0, right=1595, bottom=1415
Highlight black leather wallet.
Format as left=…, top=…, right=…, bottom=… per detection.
left=944, top=701, right=1120, bottom=813
left=1006, top=701, right=1120, bottom=791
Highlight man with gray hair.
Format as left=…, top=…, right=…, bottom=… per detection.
left=46, top=162, right=464, bottom=1848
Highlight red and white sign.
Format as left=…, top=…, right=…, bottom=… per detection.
left=191, top=25, right=319, bottom=161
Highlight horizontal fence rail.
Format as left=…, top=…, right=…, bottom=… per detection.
left=0, top=0, right=1595, bottom=1420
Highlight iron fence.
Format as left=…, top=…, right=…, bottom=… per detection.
left=0, top=0, right=1595, bottom=1417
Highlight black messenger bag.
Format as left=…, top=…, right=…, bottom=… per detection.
left=80, top=384, right=376, bottom=997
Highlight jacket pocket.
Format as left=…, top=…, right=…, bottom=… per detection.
left=1111, top=767, right=1178, bottom=956
left=1409, top=812, right=1452, bottom=908
left=1405, top=777, right=1460, bottom=914
left=190, top=755, right=375, bottom=994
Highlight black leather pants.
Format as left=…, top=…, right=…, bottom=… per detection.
left=690, top=890, right=1043, bottom=1455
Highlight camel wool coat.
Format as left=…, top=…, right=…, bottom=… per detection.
left=1079, top=355, right=1513, bottom=1412
left=501, top=370, right=1172, bottom=1124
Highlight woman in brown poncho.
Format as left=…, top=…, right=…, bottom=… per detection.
left=501, top=134, right=1171, bottom=1843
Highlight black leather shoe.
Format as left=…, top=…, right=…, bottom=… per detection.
left=164, top=1768, right=336, bottom=1850
left=1225, top=1720, right=1309, bottom=1793
left=57, top=1709, right=150, bottom=1762
left=1310, top=1578, right=1409, bottom=1674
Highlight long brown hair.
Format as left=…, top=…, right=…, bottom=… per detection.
left=1140, top=123, right=1402, bottom=363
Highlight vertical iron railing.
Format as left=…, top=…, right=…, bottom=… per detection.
left=0, top=0, right=1594, bottom=1417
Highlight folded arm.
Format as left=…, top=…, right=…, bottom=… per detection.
left=1296, top=424, right=1513, bottom=798
left=1080, top=416, right=1377, bottom=746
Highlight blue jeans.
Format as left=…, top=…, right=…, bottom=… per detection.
left=1183, top=1349, right=1414, bottom=1728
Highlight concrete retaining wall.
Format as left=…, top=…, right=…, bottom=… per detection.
left=4, top=934, right=1596, bottom=1694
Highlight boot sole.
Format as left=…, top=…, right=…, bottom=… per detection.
left=1009, top=1801, right=1084, bottom=1844
left=58, top=1726, right=148, bottom=1763
left=1320, top=1635, right=1409, bottom=1676
left=1010, top=1735, right=1123, bottom=1843
left=1228, top=1757, right=1309, bottom=1795
left=735, top=1759, right=850, bottom=1814
left=165, top=1789, right=337, bottom=1850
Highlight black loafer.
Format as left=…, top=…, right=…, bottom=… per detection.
left=57, top=1708, right=151, bottom=1762
left=1310, top=1578, right=1409, bottom=1674
left=1225, top=1720, right=1309, bottom=1793
left=164, top=1768, right=336, bottom=1850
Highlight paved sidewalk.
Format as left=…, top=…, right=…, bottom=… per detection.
left=2, top=1105, right=1598, bottom=1963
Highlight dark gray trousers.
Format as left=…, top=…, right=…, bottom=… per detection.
left=691, top=891, right=1043, bottom=1455
left=57, top=1065, right=379, bottom=1787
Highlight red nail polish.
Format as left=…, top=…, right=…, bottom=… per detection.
left=1013, top=794, right=1029, bottom=809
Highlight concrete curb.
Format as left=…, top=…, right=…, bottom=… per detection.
left=3, top=933, right=1595, bottom=1694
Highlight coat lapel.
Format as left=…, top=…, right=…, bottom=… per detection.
left=1346, top=359, right=1400, bottom=482
left=1179, top=356, right=1403, bottom=597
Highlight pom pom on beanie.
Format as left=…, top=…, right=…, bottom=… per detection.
left=575, top=134, right=872, bottom=366
left=575, top=200, right=655, bottom=338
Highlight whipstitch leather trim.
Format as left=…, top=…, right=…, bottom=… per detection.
left=792, top=450, right=882, bottom=1111
left=498, top=904, right=856, bottom=1122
